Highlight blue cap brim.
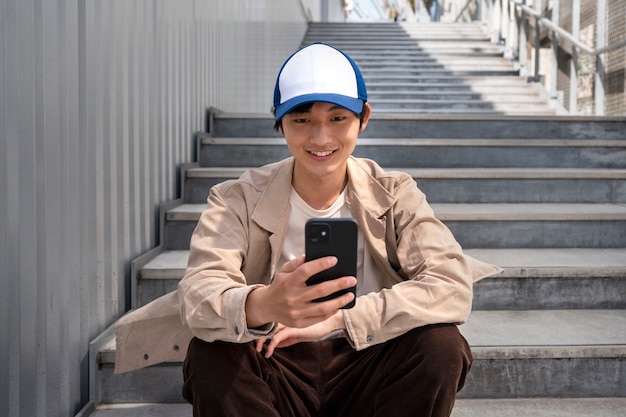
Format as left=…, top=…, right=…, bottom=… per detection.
left=275, top=93, right=364, bottom=121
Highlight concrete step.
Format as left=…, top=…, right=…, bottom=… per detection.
left=367, top=92, right=544, bottom=102
left=370, top=105, right=555, bottom=115
left=196, top=136, right=626, bottom=169
left=305, top=31, right=491, bottom=42
left=163, top=203, right=626, bottom=249
left=304, top=35, right=493, bottom=43
left=93, top=309, right=626, bottom=403
left=209, top=114, right=626, bottom=140
left=367, top=85, right=535, bottom=93
left=88, top=403, right=192, bottom=417
left=364, top=74, right=521, bottom=83
left=86, top=398, right=626, bottom=417
left=307, top=21, right=485, bottom=29
left=348, top=49, right=505, bottom=57
left=186, top=167, right=626, bottom=204
left=367, top=95, right=545, bottom=104
left=458, top=309, right=626, bottom=398
left=356, top=57, right=511, bottom=66
left=308, top=28, right=493, bottom=36
left=452, top=398, right=626, bottom=417
left=360, top=61, right=515, bottom=71
left=369, top=108, right=556, bottom=115
left=306, top=27, right=489, bottom=39
left=305, top=40, right=499, bottom=50
left=363, top=69, right=520, bottom=78
left=365, top=77, right=533, bottom=86
left=368, top=100, right=552, bottom=114
left=440, top=203, right=626, bottom=248
left=134, top=248, right=626, bottom=309
left=185, top=160, right=626, bottom=204
left=361, top=63, right=516, bottom=72
left=468, top=248, right=626, bottom=309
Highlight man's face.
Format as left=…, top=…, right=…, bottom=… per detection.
left=280, top=102, right=370, bottom=185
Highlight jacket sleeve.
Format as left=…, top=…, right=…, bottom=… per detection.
left=342, top=175, right=499, bottom=350
left=177, top=185, right=274, bottom=343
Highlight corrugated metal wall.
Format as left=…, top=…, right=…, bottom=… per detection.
left=0, top=1, right=309, bottom=416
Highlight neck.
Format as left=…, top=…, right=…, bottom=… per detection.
left=292, top=173, right=347, bottom=210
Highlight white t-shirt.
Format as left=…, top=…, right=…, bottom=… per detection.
left=279, top=186, right=366, bottom=296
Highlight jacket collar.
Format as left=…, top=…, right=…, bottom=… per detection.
left=252, top=158, right=295, bottom=233
left=345, top=157, right=395, bottom=220
left=251, top=156, right=396, bottom=232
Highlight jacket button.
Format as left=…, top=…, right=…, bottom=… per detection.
left=366, top=335, right=373, bottom=343
left=173, top=345, right=180, bottom=351
left=143, top=354, right=149, bottom=360
left=235, top=326, right=240, bottom=335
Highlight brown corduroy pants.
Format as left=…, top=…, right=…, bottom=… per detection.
left=182, top=323, right=472, bottom=417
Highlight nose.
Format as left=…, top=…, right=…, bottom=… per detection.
left=309, top=122, right=331, bottom=146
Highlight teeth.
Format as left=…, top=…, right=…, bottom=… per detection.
left=311, top=150, right=334, bottom=157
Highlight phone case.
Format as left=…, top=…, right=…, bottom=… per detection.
left=305, top=218, right=358, bottom=309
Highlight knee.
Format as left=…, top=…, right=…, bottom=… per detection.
left=182, top=338, right=261, bottom=400
left=402, top=324, right=473, bottom=387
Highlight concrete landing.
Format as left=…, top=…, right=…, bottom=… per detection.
left=89, top=403, right=191, bottom=417
left=88, top=398, right=626, bottom=416
left=452, top=398, right=626, bottom=417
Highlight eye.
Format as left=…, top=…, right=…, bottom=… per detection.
left=331, top=115, right=346, bottom=122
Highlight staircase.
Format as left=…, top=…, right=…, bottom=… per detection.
left=305, top=22, right=558, bottom=115
left=85, top=23, right=626, bottom=417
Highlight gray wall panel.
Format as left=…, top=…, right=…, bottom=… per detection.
left=0, top=0, right=308, bottom=415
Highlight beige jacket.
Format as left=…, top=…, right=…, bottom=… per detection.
left=115, top=157, right=501, bottom=374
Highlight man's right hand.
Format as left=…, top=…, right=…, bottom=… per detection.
left=244, top=255, right=356, bottom=329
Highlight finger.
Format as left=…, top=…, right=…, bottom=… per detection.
left=277, top=254, right=306, bottom=274
left=255, top=338, right=265, bottom=353
left=307, top=276, right=357, bottom=302
left=300, top=256, right=338, bottom=278
left=264, top=335, right=280, bottom=358
left=265, top=325, right=296, bottom=358
left=301, top=294, right=356, bottom=324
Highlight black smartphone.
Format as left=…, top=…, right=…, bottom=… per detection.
left=305, top=218, right=358, bottom=309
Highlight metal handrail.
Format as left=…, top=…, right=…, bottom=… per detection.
left=454, top=0, right=475, bottom=22
left=509, top=0, right=626, bottom=56
left=297, top=0, right=313, bottom=22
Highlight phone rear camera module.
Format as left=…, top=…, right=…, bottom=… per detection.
left=309, top=223, right=330, bottom=244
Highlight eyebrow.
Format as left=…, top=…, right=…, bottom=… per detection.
left=288, top=104, right=347, bottom=116
left=328, top=105, right=347, bottom=111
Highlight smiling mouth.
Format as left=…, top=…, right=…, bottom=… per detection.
left=309, top=150, right=335, bottom=157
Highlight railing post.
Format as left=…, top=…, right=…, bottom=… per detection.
left=570, top=0, right=580, bottom=114
left=502, top=0, right=511, bottom=52
left=518, top=0, right=528, bottom=76
left=550, top=0, right=561, bottom=106
left=321, top=0, right=328, bottom=22
left=508, top=1, right=519, bottom=60
left=480, top=0, right=488, bottom=25
left=595, top=0, right=606, bottom=116
left=488, top=0, right=499, bottom=43
left=531, top=0, right=542, bottom=81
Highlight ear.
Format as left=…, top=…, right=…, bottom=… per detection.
left=359, top=103, right=372, bottom=132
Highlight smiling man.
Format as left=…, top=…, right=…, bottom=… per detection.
left=177, top=43, right=500, bottom=417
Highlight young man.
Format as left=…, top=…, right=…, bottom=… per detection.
left=178, top=43, right=500, bottom=417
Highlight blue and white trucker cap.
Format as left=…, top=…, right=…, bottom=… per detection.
left=273, top=42, right=367, bottom=121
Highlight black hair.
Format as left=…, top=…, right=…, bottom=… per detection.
left=272, top=102, right=367, bottom=132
